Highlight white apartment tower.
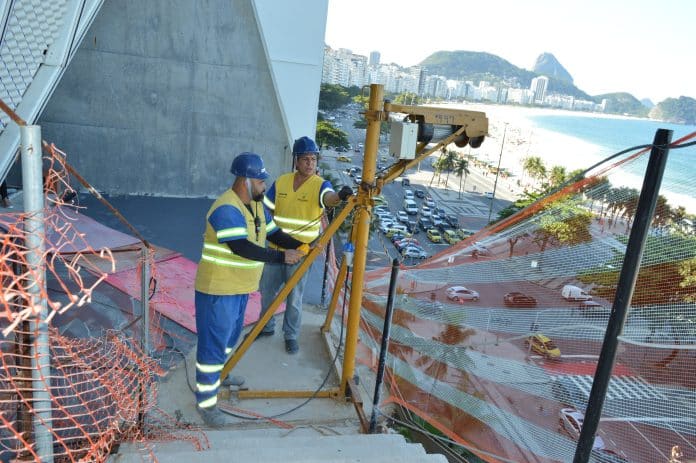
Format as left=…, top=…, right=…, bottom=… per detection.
left=369, top=51, right=380, bottom=66
left=530, top=76, right=549, bottom=104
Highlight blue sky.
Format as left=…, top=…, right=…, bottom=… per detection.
left=325, top=0, right=695, bottom=103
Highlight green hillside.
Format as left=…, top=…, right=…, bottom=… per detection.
left=415, top=50, right=695, bottom=122
left=419, top=50, right=592, bottom=100
left=649, top=96, right=696, bottom=125
left=594, top=92, right=650, bottom=117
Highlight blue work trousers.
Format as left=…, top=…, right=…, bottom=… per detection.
left=194, top=291, right=248, bottom=408
left=259, top=259, right=308, bottom=341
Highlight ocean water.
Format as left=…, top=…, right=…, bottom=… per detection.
left=528, top=114, right=696, bottom=154
left=527, top=113, right=696, bottom=210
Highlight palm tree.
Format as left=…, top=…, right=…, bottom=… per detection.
left=430, top=147, right=447, bottom=187
left=522, top=156, right=547, bottom=190
left=548, top=165, right=567, bottom=189
left=652, top=195, right=672, bottom=233
left=672, top=206, right=688, bottom=234
left=454, top=158, right=470, bottom=199
left=582, top=176, right=611, bottom=216
left=442, top=149, right=458, bottom=189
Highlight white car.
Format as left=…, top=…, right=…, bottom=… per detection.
left=402, top=247, right=429, bottom=259
left=446, top=286, right=479, bottom=302
left=378, top=221, right=395, bottom=233
left=420, top=206, right=432, bottom=218
left=424, top=198, right=436, bottom=208
left=559, top=408, right=605, bottom=450
left=397, top=210, right=409, bottom=223
left=374, top=209, right=392, bottom=220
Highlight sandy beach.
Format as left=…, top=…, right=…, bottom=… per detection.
left=432, top=103, right=696, bottom=212
left=441, top=104, right=611, bottom=180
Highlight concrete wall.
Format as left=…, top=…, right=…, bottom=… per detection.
left=37, top=0, right=324, bottom=197
left=253, top=0, right=328, bottom=146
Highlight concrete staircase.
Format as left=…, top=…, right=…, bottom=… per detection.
left=109, top=427, right=448, bottom=463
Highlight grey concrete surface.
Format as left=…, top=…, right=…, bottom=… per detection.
left=158, top=307, right=362, bottom=428
left=38, top=0, right=292, bottom=197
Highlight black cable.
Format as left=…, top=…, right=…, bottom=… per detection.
left=214, top=207, right=358, bottom=420
left=148, top=276, right=157, bottom=300
left=216, top=279, right=348, bottom=420
left=382, top=408, right=519, bottom=463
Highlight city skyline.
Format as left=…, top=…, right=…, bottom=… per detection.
left=325, top=0, right=695, bottom=104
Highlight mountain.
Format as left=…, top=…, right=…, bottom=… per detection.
left=418, top=50, right=696, bottom=122
left=419, top=50, right=534, bottom=86
left=640, top=98, right=655, bottom=108
left=649, top=96, right=696, bottom=125
left=419, top=50, right=591, bottom=100
left=533, top=53, right=573, bottom=84
left=594, top=92, right=649, bottom=117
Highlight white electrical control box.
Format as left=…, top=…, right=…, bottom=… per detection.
left=389, top=121, right=418, bottom=160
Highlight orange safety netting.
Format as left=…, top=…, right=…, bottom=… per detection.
left=357, top=132, right=696, bottom=463
left=1, top=144, right=206, bottom=462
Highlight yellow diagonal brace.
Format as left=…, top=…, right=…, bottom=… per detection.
left=220, top=197, right=357, bottom=381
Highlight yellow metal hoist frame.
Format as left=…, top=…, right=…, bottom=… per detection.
left=219, top=83, right=489, bottom=404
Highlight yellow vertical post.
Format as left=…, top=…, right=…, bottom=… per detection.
left=340, top=84, right=383, bottom=394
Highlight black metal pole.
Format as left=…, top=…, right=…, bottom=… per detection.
left=573, top=129, right=672, bottom=463
left=320, top=208, right=335, bottom=307
left=368, top=258, right=400, bottom=433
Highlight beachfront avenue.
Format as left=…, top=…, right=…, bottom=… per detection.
left=323, top=105, right=514, bottom=269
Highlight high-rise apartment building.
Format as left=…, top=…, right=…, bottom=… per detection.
left=530, top=76, right=549, bottom=104
left=369, top=51, right=380, bottom=66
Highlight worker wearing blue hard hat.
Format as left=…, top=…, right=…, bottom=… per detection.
left=257, top=137, right=353, bottom=355
left=193, top=151, right=306, bottom=427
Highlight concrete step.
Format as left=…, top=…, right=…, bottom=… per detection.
left=110, top=431, right=447, bottom=463
left=116, top=432, right=408, bottom=455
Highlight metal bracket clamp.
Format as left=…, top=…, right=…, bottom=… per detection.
left=363, top=109, right=388, bottom=122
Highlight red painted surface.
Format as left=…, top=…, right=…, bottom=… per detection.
left=105, top=255, right=284, bottom=333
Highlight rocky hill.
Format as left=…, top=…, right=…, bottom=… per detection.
left=418, top=50, right=695, bottom=123
left=649, top=96, right=696, bottom=125
left=594, top=92, right=649, bottom=117
left=420, top=50, right=591, bottom=101
left=532, top=52, right=573, bottom=84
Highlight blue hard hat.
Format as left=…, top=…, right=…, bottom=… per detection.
left=230, top=152, right=269, bottom=179
left=292, top=136, right=320, bottom=157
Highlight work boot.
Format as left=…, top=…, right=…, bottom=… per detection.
left=243, top=329, right=274, bottom=343
left=196, top=405, right=226, bottom=428
left=285, top=339, right=299, bottom=355
left=221, top=375, right=245, bottom=387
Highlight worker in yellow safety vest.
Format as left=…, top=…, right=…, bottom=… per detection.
left=258, top=136, right=353, bottom=354
left=194, top=152, right=305, bottom=427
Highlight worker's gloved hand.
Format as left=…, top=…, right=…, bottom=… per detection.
left=338, top=185, right=353, bottom=201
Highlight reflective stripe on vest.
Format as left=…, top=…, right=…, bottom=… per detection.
left=201, top=243, right=263, bottom=269
left=271, top=173, right=326, bottom=244
left=194, top=189, right=267, bottom=295
left=217, top=226, right=247, bottom=239
left=273, top=215, right=321, bottom=240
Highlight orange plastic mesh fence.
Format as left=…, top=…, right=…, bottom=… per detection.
left=360, top=132, right=696, bottom=463
left=1, top=144, right=200, bottom=462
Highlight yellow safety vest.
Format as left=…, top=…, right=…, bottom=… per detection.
left=194, top=189, right=273, bottom=295
left=268, top=173, right=326, bottom=246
